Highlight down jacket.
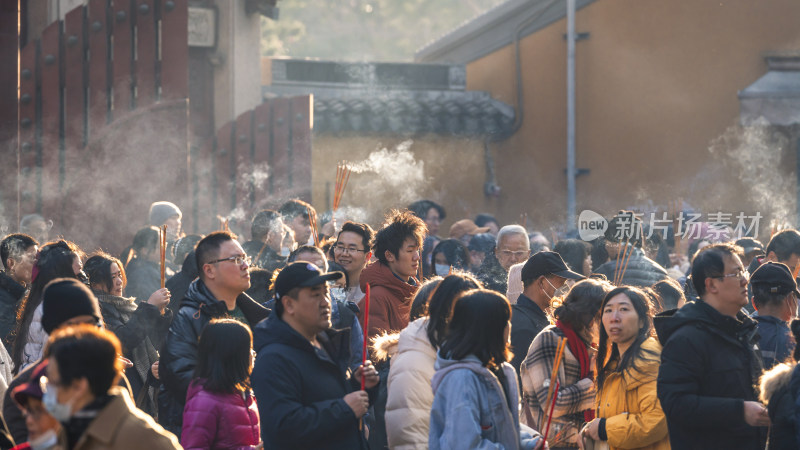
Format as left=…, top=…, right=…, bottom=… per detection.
left=595, top=337, right=669, bottom=450
left=181, top=379, right=261, bottom=449
left=595, top=247, right=667, bottom=288
left=759, top=362, right=800, bottom=450
left=385, top=318, right=437, bottom=449
left=0, top=271, right=25, bottom=346
left=159, top=279, right=268, bottom=437
left=358, top=261, right=417, bottom=340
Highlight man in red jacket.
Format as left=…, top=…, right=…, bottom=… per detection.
left=359, top=210, right=426, bottom=340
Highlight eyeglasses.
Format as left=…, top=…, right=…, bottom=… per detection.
left=714, top=268, right=749, bottom=281
left=499, top=250, right=531, bottom=259
left=206, top=254, right=252, bottom=267
left=333, top=244, right=367, bottom=255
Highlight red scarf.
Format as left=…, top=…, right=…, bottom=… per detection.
left=555, top=320, right=595, bottom=422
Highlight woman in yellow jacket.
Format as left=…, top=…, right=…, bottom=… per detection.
left=579, top=286, right=670, bottom=450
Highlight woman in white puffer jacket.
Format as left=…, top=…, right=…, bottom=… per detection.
left=384, top=273, right=481, bottom=449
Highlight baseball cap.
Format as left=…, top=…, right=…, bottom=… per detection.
left=521, top=251, right=584, bottom=283
left=735, top=237, right=765, bottom=255
left=449, top=219, right=490, bottom=240
left=273, top=262, right=343, bottom=300
left=13, top=360, right=49, bottom=406
left=749, top=262, right=800, bottom=296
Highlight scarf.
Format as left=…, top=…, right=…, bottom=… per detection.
left=555, top=319, right=595, bottom=422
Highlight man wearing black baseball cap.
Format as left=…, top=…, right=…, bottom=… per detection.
left=750, top=261, right=800, bottom=370
left=510, top=251, right=584, bottom=375
left=252, top=262, right=379, bottom=449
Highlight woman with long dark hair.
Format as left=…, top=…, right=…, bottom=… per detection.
left=385, top=272, right=480, bottom=449
left=430, top=239, right=471, bottom=276
left=429, top=289, right=543, bottom=449
left=520, top=277, right=612, bottom=447
left=181, top=319, right=261, bottom=449
left=123, top=226, right=166, bottom=302
left=12, top=240, right=83, bottom=373
left=578, top=286, right=669, bottom=450
left=84, top=252, right=171, bottom=416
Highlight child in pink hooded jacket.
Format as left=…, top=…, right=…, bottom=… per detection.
left=181, top=319, right=261, bottom=450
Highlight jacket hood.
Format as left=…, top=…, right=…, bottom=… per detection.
left=396, top=317, right=435, bottom=359
left=654, top=300, right=756, bottom=346
left=359, top=261, right=417, bottom=301
left=759, top=362, right=794, bottom=405
left=0, top=271, right=25, bottom=301
left=431, top=354, right=486, bottom=393
left=253, top=312, right=350, bottom=360
left=183, top=278, right=268, bottom=324
left=372, top=331, right=400, bottom=363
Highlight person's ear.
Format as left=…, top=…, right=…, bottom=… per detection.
left=385, top=250, right=396, bottom=264
left=766, top=251, right=778, bottom=262
left=5, top=257, right=15, bottom=273
left=202, top=262, right=215, bottom=280
left=705, top=277, right=718, bottom=295
left=282, top=296, right=295, bottom=317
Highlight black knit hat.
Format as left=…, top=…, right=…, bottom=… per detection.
left=41, top=278, right=102, bottom=334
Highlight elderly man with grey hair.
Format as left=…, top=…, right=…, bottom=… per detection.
left=476, top=224, right=531, bottom=294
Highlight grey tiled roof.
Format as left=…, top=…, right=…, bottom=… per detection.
left=311, top=92, right=515, bottom=136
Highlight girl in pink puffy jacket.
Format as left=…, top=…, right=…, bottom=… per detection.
left=181, top=319, right=262, bottom=450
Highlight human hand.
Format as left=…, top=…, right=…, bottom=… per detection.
left=151, top=361, right=159, bottom=379
left=743, top=401, right=771, bottom=427
left=147, top=288, right=171, bottom=312
left=582, top=419, right=601, bottom=440
left=355, top=361, right=379, bottom=390
left=343, top=390, right=369, bottom=418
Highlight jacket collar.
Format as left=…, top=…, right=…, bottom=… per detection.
left=69, top=387, right=133, bottom=447
left=0, top=271, right=25, bottom=301
left=255, top=313, right=351, bottom=368
left=515, top=294, right=549, bottom=320
left=185, top=279, right=268, bottom=325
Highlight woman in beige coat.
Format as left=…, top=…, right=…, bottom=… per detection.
left=384, top=273, right=480, bottom=449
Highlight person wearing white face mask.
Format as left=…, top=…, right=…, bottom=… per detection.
left=749, top=261, right=800, bottom=370
left=42, top=324, right=180, bottom=450
left=510, top=251, right=584, bottom=378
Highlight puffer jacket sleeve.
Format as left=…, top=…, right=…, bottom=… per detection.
left=181, top=390, right=220, bottom=449
left=604, top=378, right=668, bottom=448
left=160, top=310, right=200, bottom=403
left=253, top=350, right=356, bottom=447
left=524, top=329, right=595, bottom=418
left=385, top=353, right=435, bottom=449
left=428, top=370, right=504, bottom=450
left=657, top=329, right=746, bottom=430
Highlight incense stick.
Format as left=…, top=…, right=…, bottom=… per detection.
left=308, top=207, right=319, bottom=247
left=333, top=161, right=352, bottom=212
left=159, top=225, right=167, bottom=289
left=541, top=337, right=566, bottom=431
left=543, top=380, right=560, bottom=444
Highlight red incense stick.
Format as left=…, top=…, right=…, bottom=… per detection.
left=361, top=283, right=371, bottom=390
left=543, top=380, right=560, bottom=444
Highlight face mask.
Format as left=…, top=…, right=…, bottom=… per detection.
left=29, top=428, right=59, bottom=450
left=434, top=264, right=451, bottom=276
left=330, top=287, right=347, bottom=303
left=42, top=384, right=73, bottom=423
left=280, top=247, right=291, bottom=257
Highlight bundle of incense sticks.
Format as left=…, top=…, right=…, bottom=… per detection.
left=613, top=239, right=634, bottom=286
left=541, top=337, right=567, bottom=431
left=543, top=380, right=561, bottom=445
left=159, top=225, right=167, bottom=289
left=308, top=207, right=319, bottom=247
left=333, top=161, right=352, bottom=212
left=218, top=216, right=230, bottom=232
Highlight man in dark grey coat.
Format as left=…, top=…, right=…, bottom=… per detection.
left=595, top=211, right=668, bottom=287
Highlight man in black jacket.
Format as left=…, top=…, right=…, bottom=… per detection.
left=158, top=231, right=268, bottom=437
left=252, top=262, right=379, bottom=449
left=595, top=211, right=668, bottom=287
left=510, top=251, right=582, bottom=375
left=655, top=243, right=769, bottom=449
left=0, top=234, right=37, bottom=347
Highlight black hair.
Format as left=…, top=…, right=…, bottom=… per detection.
left=474, top=213, right=498, bottom=229
left=752, top=284, right=792, bottom=308
left=651, top=278, right=685, bottom=311
left=0, top=233, right=38, bottom=270
left=245, top=268, right=271, bottom=304
left=337, top=221, right=375, bottom=252
left=766, top=230, right=800, bottom=262
left=251, top=210, right=282, bottom=242
left=288, top=245, right=326, bottom=266
left=604, top=211, right=644, bottom=247
left=12, top=240, right=81, bottom=374
left=596, top=286, right=659, bottom=390
left=173, top=234, right=203, bottom=266
left=195, top=231, right=238, bottom=280
left=47, top=324, right=123, bottom=397
left=439, top=289, right=511, bottom=369
left=591, top=238, right=609, bottom=271
left=553, top=239, right=591, bottom=276
left=194, top=319, right=253, bottom=394
left=691, top=243, right=743, bottom=297
left=426, top=272, right=482, bottom=349
left=553, top=278, right=611, bottom=337
left=409, top=276, right=442, bottom=322
left=408, top=200, right=446, bottom=222
left=430, top=239, right=471, bottom=275
left=278, top=199, right=313, bottom=221
left=327, top=261, right=350, bottom=290
left=84, top=253, right=127, bottom=295
left=374, top=210, right=427, bottom=265
left=792, top=319, right=800, bottom=361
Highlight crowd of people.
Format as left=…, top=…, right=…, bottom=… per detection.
left=0, top=200, right=798, bottom=449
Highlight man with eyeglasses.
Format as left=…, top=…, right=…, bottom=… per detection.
left=332, top=221, right=375, bottom=304
left=477, top=225, right=530, bottom=294
left=159, top=231, right=268, bottom=438
left=655, top=243, right=768, bottom=450
left=749, top=261, right=799, bottom=370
